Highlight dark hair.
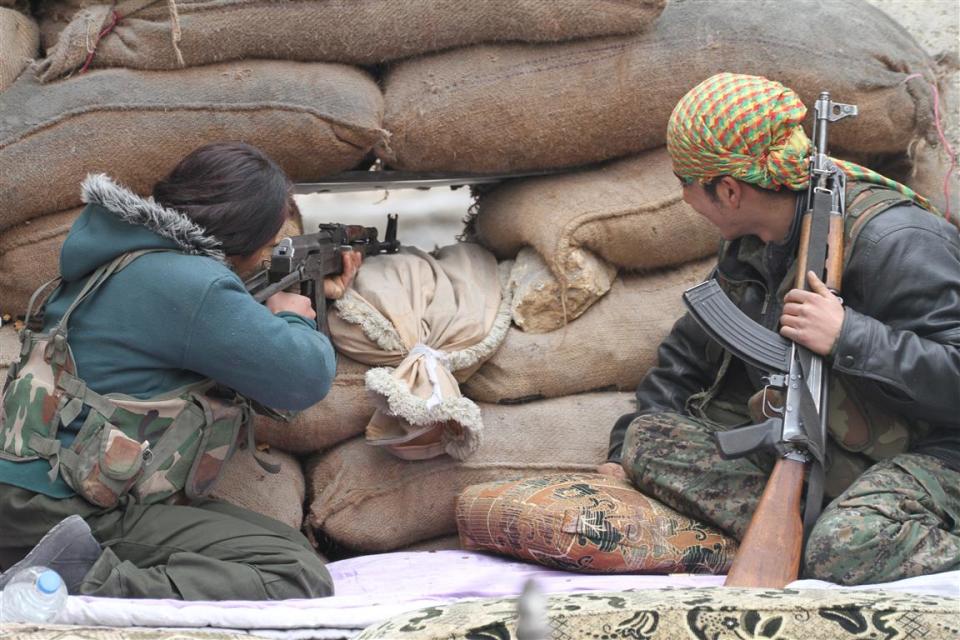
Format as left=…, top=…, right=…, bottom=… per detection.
left=153, top=142, right=292, bottom=257
left=702, top=175, right=726, bottom=201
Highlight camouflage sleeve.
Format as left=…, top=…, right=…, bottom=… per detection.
left=181, top=274, right=337, bottom=411
left=607, top=311, right=720, bottom=461
left=833, top=206, right=960, bottom=427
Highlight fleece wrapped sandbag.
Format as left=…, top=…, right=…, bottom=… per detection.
left=463, top=259, right=711, bottom=404
left=306, top=393, right=636, bottom=552
left=380, top=0, right=939, bottom=173
left=473, top=149, right=719, bottom=331
left=254, top=355, right=374, bottom=454
left=0, top=60, right=384, bottom=232
left=457, top=472, right=735, bottom=574
left=0, top=8, right=38, bottom=92
left=328, top=244, right=511, bottom=461
left=209, top=447, right=305, bottom=531
left=35, top=0, right=666, bottom=80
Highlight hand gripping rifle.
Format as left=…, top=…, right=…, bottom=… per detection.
left=244, top=214, right=400, bottom=335
left=681, top=92, right=858, bottom=588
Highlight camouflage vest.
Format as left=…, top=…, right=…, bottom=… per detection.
left=689, top=184, right=928, bottom=495
left=0, top=250, right=257, bottom=508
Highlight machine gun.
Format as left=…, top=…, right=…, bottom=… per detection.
left=244, top=214, right=400, bottom=335
left=682, top=92, right=858, bottom=588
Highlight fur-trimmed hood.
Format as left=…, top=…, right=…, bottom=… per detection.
left=59, top=175, right=225, bottom=281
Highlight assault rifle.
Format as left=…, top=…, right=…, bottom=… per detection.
left=244, top=215, right=400, bottom=335
left=243, top=167, right=557, bottom=333
left=682, top=92, right=858, bottom=588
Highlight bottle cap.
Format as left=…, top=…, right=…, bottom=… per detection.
left=36, top=570, right=62, bottom=595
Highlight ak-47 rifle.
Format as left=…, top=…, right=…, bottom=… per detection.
left=244, top=168, right=555, bottom=333
left=682, top=92, right=858, bottom=588
left=244, top=215, right=400, bottom=335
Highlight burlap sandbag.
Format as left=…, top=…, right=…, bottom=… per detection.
left=507, top=247, right=616, bottom=333
left=474, top=149, right=720, bottom=331
left=0, top=8, right=38, bottom=92
left=35, top=0, right=666, bottom=81
left=0, top=207, right=303, bottom=318
left=0, top=208, right=80, bottom=318
left=880, top=141, right=960, bottom=221
left=463, top=258, right=712, bottom=403
left=380, top=0, right=939, bottom=173
left=328, top=244, right=511, bottom=461
left=0, top=60, right=384, bottom=232
left=208, top=447, right=305, bottom=531
left=254, top=355, right=374, bottom=454
left=457, top=472, right=735, bottom=574
left=306, top=392, right=636, bottom=552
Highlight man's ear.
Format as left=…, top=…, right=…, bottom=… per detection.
left=716, top=176, right=742, bottom=210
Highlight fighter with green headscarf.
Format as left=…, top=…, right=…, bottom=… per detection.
left=598, top=73, right=960, bottom=585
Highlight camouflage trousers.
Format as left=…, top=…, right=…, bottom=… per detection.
left=621, top=412, right=960, bottom=585
left=0, top=485, right=332, bottom=599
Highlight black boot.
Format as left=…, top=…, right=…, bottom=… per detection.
left=0, top=515, right=102, bottom=594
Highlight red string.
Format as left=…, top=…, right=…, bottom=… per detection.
left=904, top=73, right=957, bottom=224
left=79, top=10, right=122, bottom=74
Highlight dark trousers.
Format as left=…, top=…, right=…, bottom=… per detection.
left=621, top=412, right=960, bottom=585
left=0, top=485, right=332, bottom=599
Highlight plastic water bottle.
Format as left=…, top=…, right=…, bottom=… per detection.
left=0, top=566, right=68, bottom=623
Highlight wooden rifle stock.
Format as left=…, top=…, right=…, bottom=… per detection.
left=724, top=457, right=806, bottom=588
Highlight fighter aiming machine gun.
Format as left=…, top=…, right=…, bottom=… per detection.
left=244, top=216, right=400, bottom=335
left=244, top=169, right=555, bottom=333
left=682, top=92, right=858, bottom=588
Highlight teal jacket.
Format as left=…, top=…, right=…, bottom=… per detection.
left=0, top=174, right=336, bottom=497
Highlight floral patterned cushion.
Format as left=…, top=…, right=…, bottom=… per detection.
left=357, top=587, right=960, bottom=640
left=456, top=472, right=735, bottom=574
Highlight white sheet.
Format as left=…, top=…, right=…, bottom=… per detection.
left=58, top=551, right=960, bottom=639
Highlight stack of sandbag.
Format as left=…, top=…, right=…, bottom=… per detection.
left=32, top=0, right=666, bottom=80
left=464, top=258, right=713, bottom=403
left=0, top=60, right=383, bottom=317
left=473, top=148, right=719, bottom=330
left=0, top=6, right=38, bottom=91
left=378, top=0, right=941, bottom=174
left=305, top=393, right=637, bottom=552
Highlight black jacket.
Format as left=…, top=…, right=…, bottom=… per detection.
left=609, top=194, right=960, bottom=472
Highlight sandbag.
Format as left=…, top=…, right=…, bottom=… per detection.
left=306, top=392, right=636, bottom=552
left=328, top=244, right=511, bottom=460
left=474, top=149, right=720, bottom=332
left=0, top=207, right=303, bottom=318
left=254, top=355, right=374, bottom=454
left=880, top=142, right=960, bottom=221
left=0, top=208, right=80, bottom=318
left=507, top=247, right=616, bottom=333
left=457, top=472, right=735, bottom=574
left=463, top=258, right=712, bottom=403
left=0, top=325, right=17, bottom=388
left=380, top=0, right=939, bottom=173
left=35, top=0, right=666, bottom=81
left=209, top=447, right=305, bottom=531
left=0, top=8, right=38, bottom=92
left=0, top=60, right=385, bottom=232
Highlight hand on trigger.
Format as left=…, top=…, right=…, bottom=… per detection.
left=323, top=250, right=363, bottom=300
left=779, top=270, right=845, bottom=356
